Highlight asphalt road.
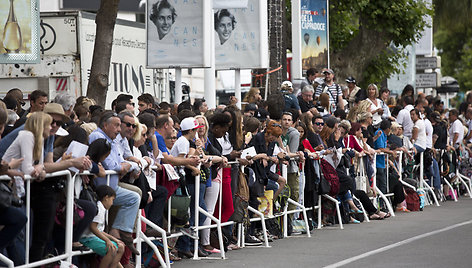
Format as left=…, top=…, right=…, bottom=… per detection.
left=172, top=197, right=472, bottom=268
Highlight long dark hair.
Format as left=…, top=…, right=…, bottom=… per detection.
left=87, top=139, right=111, bottom=163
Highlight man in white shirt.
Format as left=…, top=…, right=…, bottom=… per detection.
left=410, top=108, right=427, bottom=152
left=396, top=96, right=415, bottom=138
left=464, top=107, right=472, bottom=144
left=448, top=109, right=464, bottom=150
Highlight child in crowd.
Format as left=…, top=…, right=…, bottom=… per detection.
left=79, top=185, right=125, bottom=268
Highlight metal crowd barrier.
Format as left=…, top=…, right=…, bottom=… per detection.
left=0, top=170, right=74, bottom=268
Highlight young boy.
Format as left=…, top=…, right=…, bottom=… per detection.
left=80, top=185, right=125, bottom=268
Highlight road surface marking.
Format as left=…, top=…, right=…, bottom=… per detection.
left=324, top=220, right=472, bottom=268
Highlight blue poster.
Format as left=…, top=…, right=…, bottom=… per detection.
left=300, top=0, right=328, bottom=71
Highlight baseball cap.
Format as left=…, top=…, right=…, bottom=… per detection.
left=180, top=117, right=204, bottom=131
left=281, top=81, right=293, bottom=89
left=346, top=76, right=356, bottom=83
left=322, top=68, right=334, bottom=74
left=430, top=111, right=441, bottom=122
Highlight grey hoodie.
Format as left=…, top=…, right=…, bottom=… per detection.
left=282, top=127, right=300, bottom=173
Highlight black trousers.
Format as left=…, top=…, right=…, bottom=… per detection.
left=144, top=185, right=168, bottom=227
left=30, top=184, right=58, bottom=262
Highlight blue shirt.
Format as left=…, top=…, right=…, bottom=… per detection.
left=374, top=129, right=387, bottom=169
left=0, top=124, right=54, bottom=159
left=284, top=93, right=301, bottom=112
left=155, top=131, right=169, bottom=154
left=89, top=128, right=123, bottom=189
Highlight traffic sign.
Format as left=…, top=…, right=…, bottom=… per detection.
left=416, top=73, right=438, bottom=88
left=416, top=57, right=440, bottom=70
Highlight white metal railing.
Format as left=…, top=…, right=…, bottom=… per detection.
left=0, top=170, right=74, bottom=268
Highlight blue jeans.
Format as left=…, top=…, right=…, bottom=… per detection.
left=430, top=158, right=441, bottom=190
left=376, top=168, right=387, bottom=194
left=414, top=144, right=425, bottom=153
left=112, top=186, right=140, bottom=233
left=0, top=206, right=27, bottom=266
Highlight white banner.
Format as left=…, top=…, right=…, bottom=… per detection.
left=213, top=0, right=248, bottom=9
left=214, top=0, right=268, bottom=70
left=146, top=0, right=211, bottom=68
left=79, top=13, right=155, bottom=109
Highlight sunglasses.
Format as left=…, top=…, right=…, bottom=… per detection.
left=314, top=122, right=324, bottom=126
left=272, top=123, right=282, bottom=129
left=167, top=136, right=177, bottom=140
left=123, top=122, right=137, bottom=128
left=51, top=119, right=63, bottom=127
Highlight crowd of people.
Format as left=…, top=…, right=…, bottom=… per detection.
left=0, top=67, right=472, bottom=267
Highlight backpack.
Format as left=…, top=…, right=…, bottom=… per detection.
left=320, top=159, right=340, bottom=196
left=405, top=188, right=420, bottom=211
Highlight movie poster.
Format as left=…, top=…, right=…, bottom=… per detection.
left=300, top=0, right=328, bottom=71
left=214, top=0, right=268, bottom=70
left=0, top=0, right=40, bottom=63
left=146, top=0, right=211, bottom=68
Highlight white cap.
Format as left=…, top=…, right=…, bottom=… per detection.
left=180, top=117, right=203, bottom=131
left=281, top=81, right=293, bottom=88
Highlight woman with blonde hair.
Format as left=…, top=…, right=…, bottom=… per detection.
left=347, top=99, right=371, bottom=122
left=3, top=112, right=51, bottom=182
left=366, top=84, right=384, bottom=126
left=242, top=87, right=262, bottom=110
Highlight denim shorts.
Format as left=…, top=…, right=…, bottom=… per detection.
left=79, top=236, right=118, bottom=256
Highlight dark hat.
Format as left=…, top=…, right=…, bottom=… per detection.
left=255, top=108, right=269, bottom=121
left=345, top=76, right=356, bottom=83
left=244, top=103, right=258, bottom=112
left=430, top=111, right=441, bottom=122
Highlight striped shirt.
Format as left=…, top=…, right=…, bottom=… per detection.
left=315, top=83, right=342, bottom=109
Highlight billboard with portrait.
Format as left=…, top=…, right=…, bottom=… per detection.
left=214, top=0, right=268, bottom=70
left=0, top=0, right=40, bottom=63
left=300, top=0, right=328, bottom=71
left=146, top=0, right=211, bottom=68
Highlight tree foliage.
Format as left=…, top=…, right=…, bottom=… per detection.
left=434, top=0, right=472, bottom=91
left=328, top=0, right=431, bottom=88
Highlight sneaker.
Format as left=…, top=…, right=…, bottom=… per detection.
left=396, top=206, right=410, bottom=212
left=245, top=235, right=262, bottom=246
left=227, top=243, right=240, bottom=250
left=179, top=227, right=198, bottom=239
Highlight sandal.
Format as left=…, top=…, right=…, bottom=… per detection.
left=369, top=214, right=382, bottom=220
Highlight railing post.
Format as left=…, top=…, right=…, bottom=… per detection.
left=65, top=171, right=74, bottom=263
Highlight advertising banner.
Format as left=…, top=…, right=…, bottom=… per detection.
left=146, top=0, right=211, bottom=68
left=0, top=0, right=40, bottom=63
left=80, top=13, right=155, bottom=109
left=213, top=0, right=248, bottom=9
left=300, top=0, right=328, bottom=71
left=214, top=0, right=268, bottom=70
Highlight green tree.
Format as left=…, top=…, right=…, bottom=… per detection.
left=433, top=0, right=472, bottom=91
left=329, top=0, right=431, bottom=88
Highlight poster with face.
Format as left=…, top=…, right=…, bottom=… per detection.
left=214, top=0, right=268, bottom=70
left=300, top=0, right=328, bottom=71
left=146, top=0, right=211, bottom=68
left=0, top=0, right=39, bottom=63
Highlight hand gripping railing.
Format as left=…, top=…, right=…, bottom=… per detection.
left=0, top=170, right=74, bottom=268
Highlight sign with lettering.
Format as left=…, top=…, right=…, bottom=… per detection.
left=416, top=73, right=438, bottom=88
left=416, top=56, right=439, bottom=70
left=79, top=14, right=155, bottom=108
left=146, top=0, right=211, bottom=68
left=300, top=0, right=328, bottom=71
left=214, top=0, right=268, bottom=70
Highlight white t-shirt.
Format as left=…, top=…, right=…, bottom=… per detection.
left=449, top=119, right=464, bottom=147
left=170, top=136, right=190, bottom=157
left=413, top=119, right=427, bottom=150
left=396, top=105, right=414, bottom=138
left=424, top=118, right=433, bottom=149
left=82, top=201, right=106, bottom=238
left=367, top=98, right=383, bottom=126
left=217, top=133, right=233, bottom=155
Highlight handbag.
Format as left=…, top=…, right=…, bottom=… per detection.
left=170, top=185, right=191, bottom=223
left=55, top=199, right=85, bottom=227
left=292, top=219, right=307, bottom=234
left=79, top=183, right=98, bottom=205
left=354, top=157, right=367, bottom=192
left=0, top=181, right=13, bottom=211
left=318, top=174, right=331, bottom=195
